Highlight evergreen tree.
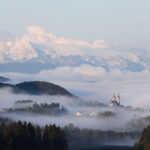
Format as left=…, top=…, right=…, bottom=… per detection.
left=0, top=121, right=68, bottom=150
left=135, top=126, right=150, bottom=150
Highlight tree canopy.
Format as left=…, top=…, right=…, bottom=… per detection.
left=135, top=126, right=150, bottom=150
left=0, top=121, right=68, bottom=150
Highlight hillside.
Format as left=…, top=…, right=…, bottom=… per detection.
left=0, top=76, right=10, bottom=83
left=0, top=81, right=73, bottom=96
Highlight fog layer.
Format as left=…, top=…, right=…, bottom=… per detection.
left=0, top=88, right=149, bottom=132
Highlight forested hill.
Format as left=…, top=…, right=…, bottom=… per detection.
left=0, top=76, right=10, bottom=83
left=0, top=81, right=73, bottom=96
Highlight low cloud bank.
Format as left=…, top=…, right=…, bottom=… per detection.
left=1, top=65, right=150, bottom=108
left=0, top=88, right=149, bottom=132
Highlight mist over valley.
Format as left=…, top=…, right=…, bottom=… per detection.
left=0, top=79, right=149, bottom=148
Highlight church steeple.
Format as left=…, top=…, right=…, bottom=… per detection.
left=109, top=93, right=121, bottom=107
left=112, top=94, right=116, bottom=102
left=117, top=93, right=120, bottom=104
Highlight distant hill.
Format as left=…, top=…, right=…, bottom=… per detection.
left=0, top=76, right=10, bottom=83
left=0, top=81, right=73, bottom=96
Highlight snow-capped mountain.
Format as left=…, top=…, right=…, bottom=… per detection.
left=0, top=26, right=150, bottom=73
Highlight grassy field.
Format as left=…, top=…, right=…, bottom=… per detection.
left=69, top=145, right=136, bottom=150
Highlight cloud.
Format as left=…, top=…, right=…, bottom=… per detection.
left=72, top=65, right=106, bottom=77
left=27, top=26, right=45, bottom=36
left=1, top=65, right=150, bottom=109
left=52, top=36, right=106, bottom=49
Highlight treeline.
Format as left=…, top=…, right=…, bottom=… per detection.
left=0, top=118, right=142, bottom=149
left=69, top=145, right=136, bottom=150
left=0, top=117, right=12, bottom=124
left=0, top=121, right=68, bottom=150
left=64, top=124, right=141, bottom=146
left=6, top=103, right=68, bottom=116
left=135, top=125, right=150, bottom=150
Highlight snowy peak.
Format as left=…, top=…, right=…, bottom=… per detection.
left=0, top=26, right=150, bottom=73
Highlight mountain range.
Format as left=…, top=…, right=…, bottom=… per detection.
left=0, top=26, right=149, bottom=73
left=0, top=50, right=148, bottom=73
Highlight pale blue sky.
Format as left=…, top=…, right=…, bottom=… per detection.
left=0, top=0, right=150, bottom=46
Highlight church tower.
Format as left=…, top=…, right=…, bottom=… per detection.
left=112, top=94, right=116, bottom=102
left=117, top=93, right=120, bottom=105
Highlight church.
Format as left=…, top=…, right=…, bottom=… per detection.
left=109, top=94, right=120, bottom=107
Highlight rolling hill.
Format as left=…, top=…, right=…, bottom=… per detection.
left=0, top=81, right=73, bottom=96
left=0, top=76, right=10, bottom=83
